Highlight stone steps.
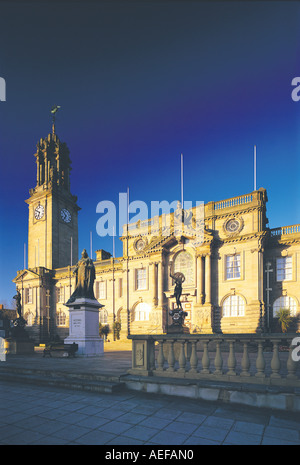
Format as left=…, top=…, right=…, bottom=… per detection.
left=0, top=365, right=126, bottom=394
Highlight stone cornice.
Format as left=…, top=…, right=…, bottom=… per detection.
left=215, top=230, right=268, bottom=247
left=205, top=204, right=265, bottom=222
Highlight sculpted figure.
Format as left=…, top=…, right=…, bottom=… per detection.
left=170, top=271, right=185, bottom=309
left=13, top=290, right=22, bottom=318
left=67, top=249, right=96, bottom=303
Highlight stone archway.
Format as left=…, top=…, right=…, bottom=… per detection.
left=116, top=307, right=128, bottom=339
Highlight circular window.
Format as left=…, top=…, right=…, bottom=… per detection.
left=226, top=219, right=240, bottom=232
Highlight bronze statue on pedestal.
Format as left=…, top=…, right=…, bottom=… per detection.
left=169, top=271, right=189, bottom=332
left=67, top=249, right=96, bottom=304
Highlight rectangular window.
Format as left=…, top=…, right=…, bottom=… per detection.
left=96, top=281, right=106, bottom=299
left=57, top=287, right=64, bottom=303
left=56, top=310, right=66, bottom=326
left=136, top=268, right=147, bottom=290
left=276, top=256, right=292, bottom=281
left=25, top=288, right=33, bottom=304
left=100, top=309, right=108, bottom=324
left=226, top=254, right=241, bottom=280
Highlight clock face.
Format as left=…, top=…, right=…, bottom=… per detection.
left=34, top=205, right=44, bottom=220
left=61, top=208, right=72, bottom=223
left=135, top=239, right=146, bottom=251
left=226, top=219, right=240, bottom=233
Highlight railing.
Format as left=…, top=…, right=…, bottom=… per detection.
left=270, top=224, right=300, bottom=237
left=214, top=194, right=253, bottom=211
left=128, top=334, right=300, bottom=388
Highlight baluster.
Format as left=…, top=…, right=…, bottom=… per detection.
left=149, top=340, right=155, bottom=371
left=214, top=340, right=223, bottom=375
left=190, top=341, right=198, bottom=373
left=201, top=339, right=210, bottom=374
left=240, top=340, right=251, bottom=376
left=178, top=340, right=186, bottom=373
left=270, top=339, right=281, bottom=378
left=227, top=340, right=236, bottom=376
left=156, top=340, right=165, bottom=371
left=255, top=341, right=266, bottom=378
left=287, top=341, right=298, bottom=379
left=167, top=340, right=175, bottom=372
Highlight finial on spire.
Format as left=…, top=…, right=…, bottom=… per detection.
left=50, top=105, right=61, bottom=134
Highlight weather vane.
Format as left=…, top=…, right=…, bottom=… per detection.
left=50, top=105, right=61, bottom=134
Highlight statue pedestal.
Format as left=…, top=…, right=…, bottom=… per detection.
left=0, top=337, right=6, bottom=361
left=6, top=317, right=34, bottom=354
left=167, top=324, right=190, bottom=334
left=65, top=298, right=104, bottom=357
left=6, top=339, right=34, bottom=355
left=168, top=307, right=190, bottom=334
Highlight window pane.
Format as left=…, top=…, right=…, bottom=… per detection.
left=277, top=257, right=292, bottom=281
left=222, top=295, right=245, bottom=317
left=57, top=311, right=66, bottom=326
left=226, top=254, right=240, bottom=279
left=273, top=296, right=297, bottom=317
left=134, top=302, right=150, bottom=321
left=97, top=281, right=106, bottom=299
left=174, top=251, right=194, bottom=284
left=136, top=269, right=146, bottom=290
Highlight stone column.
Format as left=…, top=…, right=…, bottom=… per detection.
left=196, top=255, right=203, bottom=305
left=205, top=253, right=211, bottom=304
left=158, top=260, right=164, bottom=308
left=151, top=262, right=158, bottom=306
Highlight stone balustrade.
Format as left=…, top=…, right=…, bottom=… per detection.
left=270, top=224, right=300, bottom=237
left=128, top=334, right=300, bottom=388
left=214, top=194, right=253, bottom=211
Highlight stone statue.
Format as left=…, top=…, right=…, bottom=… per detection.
left=67, top=249, right=96, bottom=303
left=13, top=290, right=22, bottom=318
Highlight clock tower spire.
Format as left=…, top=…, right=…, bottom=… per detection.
left=25, top=109, right=80, bottom=270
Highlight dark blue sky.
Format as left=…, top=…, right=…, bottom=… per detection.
left=0, top=1, right=300, bottom=304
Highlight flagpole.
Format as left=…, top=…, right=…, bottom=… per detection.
left=24, top=243, right=26, bottom=270
left=254, top=145, right=257, bottom=191
left=181, top=153, right=184, bottom=208
left=127, top=187, right=130, bottom=336
left=69, top=236, right=73, bottom=299
left=90, top=231, right=93, bottom=259
left=113, top=226, right=115, bottom=341
left=113, top=226, right=115, bottom=259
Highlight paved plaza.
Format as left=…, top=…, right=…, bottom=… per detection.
left=1, top=378, right=300, bottom=445
left=1, top=341, right=300, bottom=446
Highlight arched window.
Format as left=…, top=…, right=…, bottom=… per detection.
left=24, top=311, right=34, bottom=326
left=100, top=309, right=108, bottom=324
left=56, top=310, right=67, bottom=327
left=133, top=302, right=151, bottom=322
left=174, top=251, right=194, bottom=285
left=273, top=296, right=297, bottom=318
left=223, top=295, right=245, bottom=317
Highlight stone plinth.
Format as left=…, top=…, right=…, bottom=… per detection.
left=167, top=324, right=190, bottom=334
left=5, top=317, right=34, bottom=355
left=6, top=339, right=34, bottom=355
left=0, top=337, right=6, bottom=361
left=64, top=298, right=104, bottom=357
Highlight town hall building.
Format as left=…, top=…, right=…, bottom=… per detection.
left=13, top=126, right=300, bottom=342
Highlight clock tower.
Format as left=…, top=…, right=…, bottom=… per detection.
left=25, top=123, right=80, bottom=270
